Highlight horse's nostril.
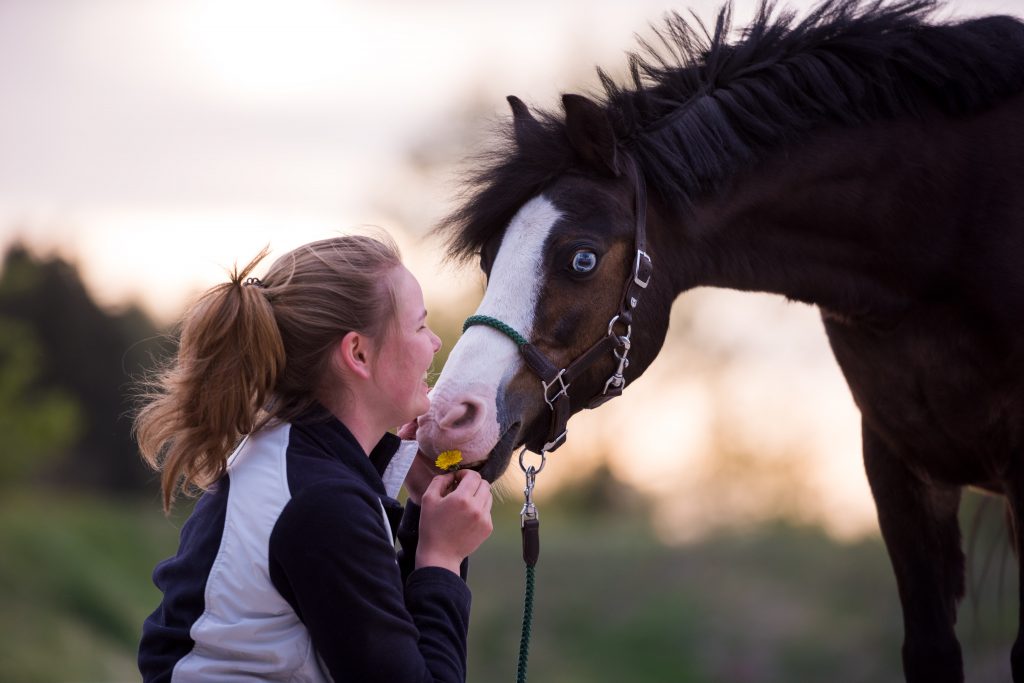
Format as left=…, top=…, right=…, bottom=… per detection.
left=439, top=400, right=482, bottom=431
left=454, top=402, right=477, bottom=428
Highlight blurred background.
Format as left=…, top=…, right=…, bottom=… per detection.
left=1, top=0, right=1020, bottom=681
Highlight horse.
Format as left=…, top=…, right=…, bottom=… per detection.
left=414, top=1, right=1024, bottom=680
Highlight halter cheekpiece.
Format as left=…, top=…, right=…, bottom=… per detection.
left=463, top=151, right=652, bottom=455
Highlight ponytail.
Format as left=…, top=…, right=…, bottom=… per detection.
left=135, top=247, right=285, bottom=513
left=134, top=235, right=401, bottom=513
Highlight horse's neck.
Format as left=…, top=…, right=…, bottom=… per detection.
left=673, top=117, right=973, bottom=323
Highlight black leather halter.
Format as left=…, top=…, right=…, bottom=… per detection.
left=463, top=153, right=653, bottom=454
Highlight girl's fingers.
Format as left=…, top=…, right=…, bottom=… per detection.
left=452, top=469, right=483, bottom=494
left=424, top=472, right=454, bottom=499
left=397, top=420, right=418, bottom=440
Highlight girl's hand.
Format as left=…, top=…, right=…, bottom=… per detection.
left=416, top=470, right=493, bottom=574
left=397, top=420, right=434, bottom=505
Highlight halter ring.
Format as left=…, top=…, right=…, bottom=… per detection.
left=519, top=445, right=547, bottom=475
left=606, top=315, right=633, bottom=339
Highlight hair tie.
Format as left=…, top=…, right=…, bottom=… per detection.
left=243, top=277, right=264, bottom=288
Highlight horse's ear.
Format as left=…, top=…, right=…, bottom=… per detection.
left=507, top=95, right=540, bottom=146
left=562, top=93, right=621, bottom=177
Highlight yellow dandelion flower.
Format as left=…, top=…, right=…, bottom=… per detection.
left=434, top=449, right=463, bottom=471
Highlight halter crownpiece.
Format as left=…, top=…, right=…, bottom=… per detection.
left=463, top=151, right=652, bottom=455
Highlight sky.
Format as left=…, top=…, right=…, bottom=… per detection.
left=2, top=0, right=1019, bottom=540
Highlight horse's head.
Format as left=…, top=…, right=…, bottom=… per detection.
left=417, top=94, right=675, bottom=481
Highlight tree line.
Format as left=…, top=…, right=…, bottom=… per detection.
left=0, top=244, right=168, bottom=495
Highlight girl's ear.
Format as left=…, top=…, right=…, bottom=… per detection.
left=333, top=331, right=373, bottom=381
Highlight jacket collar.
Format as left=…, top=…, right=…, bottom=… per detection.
left=292, top=403, right=402, bottom=497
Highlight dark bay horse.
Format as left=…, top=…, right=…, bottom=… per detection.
left=414, top=1, right=1024, bottom=680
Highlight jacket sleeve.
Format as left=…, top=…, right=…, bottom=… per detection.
left=398, top=501, right=470, bottom=584
left=269, top=481, right=471, bottom=683
left=397, top=500, right=421, bottom=583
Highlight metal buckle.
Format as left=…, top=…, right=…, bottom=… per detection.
left=633, top=250, right=652, bottom=288
left=541, top=430, right=567, bottom=453
left=542, top=369, right=570, bottom=409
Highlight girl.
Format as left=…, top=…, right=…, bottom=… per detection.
left=135, top=234, right=492, bottom=682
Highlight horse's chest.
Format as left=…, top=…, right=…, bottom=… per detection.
left=822, top=316, right=1022, bottom=484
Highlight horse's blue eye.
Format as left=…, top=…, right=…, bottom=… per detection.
left=571, top=251, right=597, bottom=273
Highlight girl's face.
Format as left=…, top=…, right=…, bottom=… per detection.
left=369, top=265, right=442, bottom=428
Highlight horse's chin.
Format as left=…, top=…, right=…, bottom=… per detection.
left=474, top=422, right=520, bottom=483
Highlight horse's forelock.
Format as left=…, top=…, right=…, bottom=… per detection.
left=436, top=112, right=577, bottom=264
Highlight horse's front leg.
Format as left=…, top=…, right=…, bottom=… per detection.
left=863, top=425, right=965, bottom=683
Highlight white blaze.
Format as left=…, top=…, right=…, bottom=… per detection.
left=422, top=195, right=561, bottom=459
left=438, top=195, right=561, bottom=388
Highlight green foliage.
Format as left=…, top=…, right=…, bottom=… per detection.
left=468, top=492, right=1016, bottom=683
left=0, top=244, right=169, bottom=493
left=0, top=489, right=1015, bottom=683
left=0, top=494, right=189, bottom=682
left=0, top=319, right=81, bottom=487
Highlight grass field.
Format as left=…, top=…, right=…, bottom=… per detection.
left=0, top=491, right=1016, bottom=682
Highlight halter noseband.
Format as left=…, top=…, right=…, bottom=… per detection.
left=463, top=153, right=652, bottom=454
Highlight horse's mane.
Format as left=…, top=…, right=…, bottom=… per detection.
left=439, top=0, right=1024, bottom=261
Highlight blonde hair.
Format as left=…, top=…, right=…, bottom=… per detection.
left=135, top=234, right=402, bottom=512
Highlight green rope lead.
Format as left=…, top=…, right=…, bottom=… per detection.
left=516, top=564, right=536, bottom=683
left=463, top=314, right=528, bottom=348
